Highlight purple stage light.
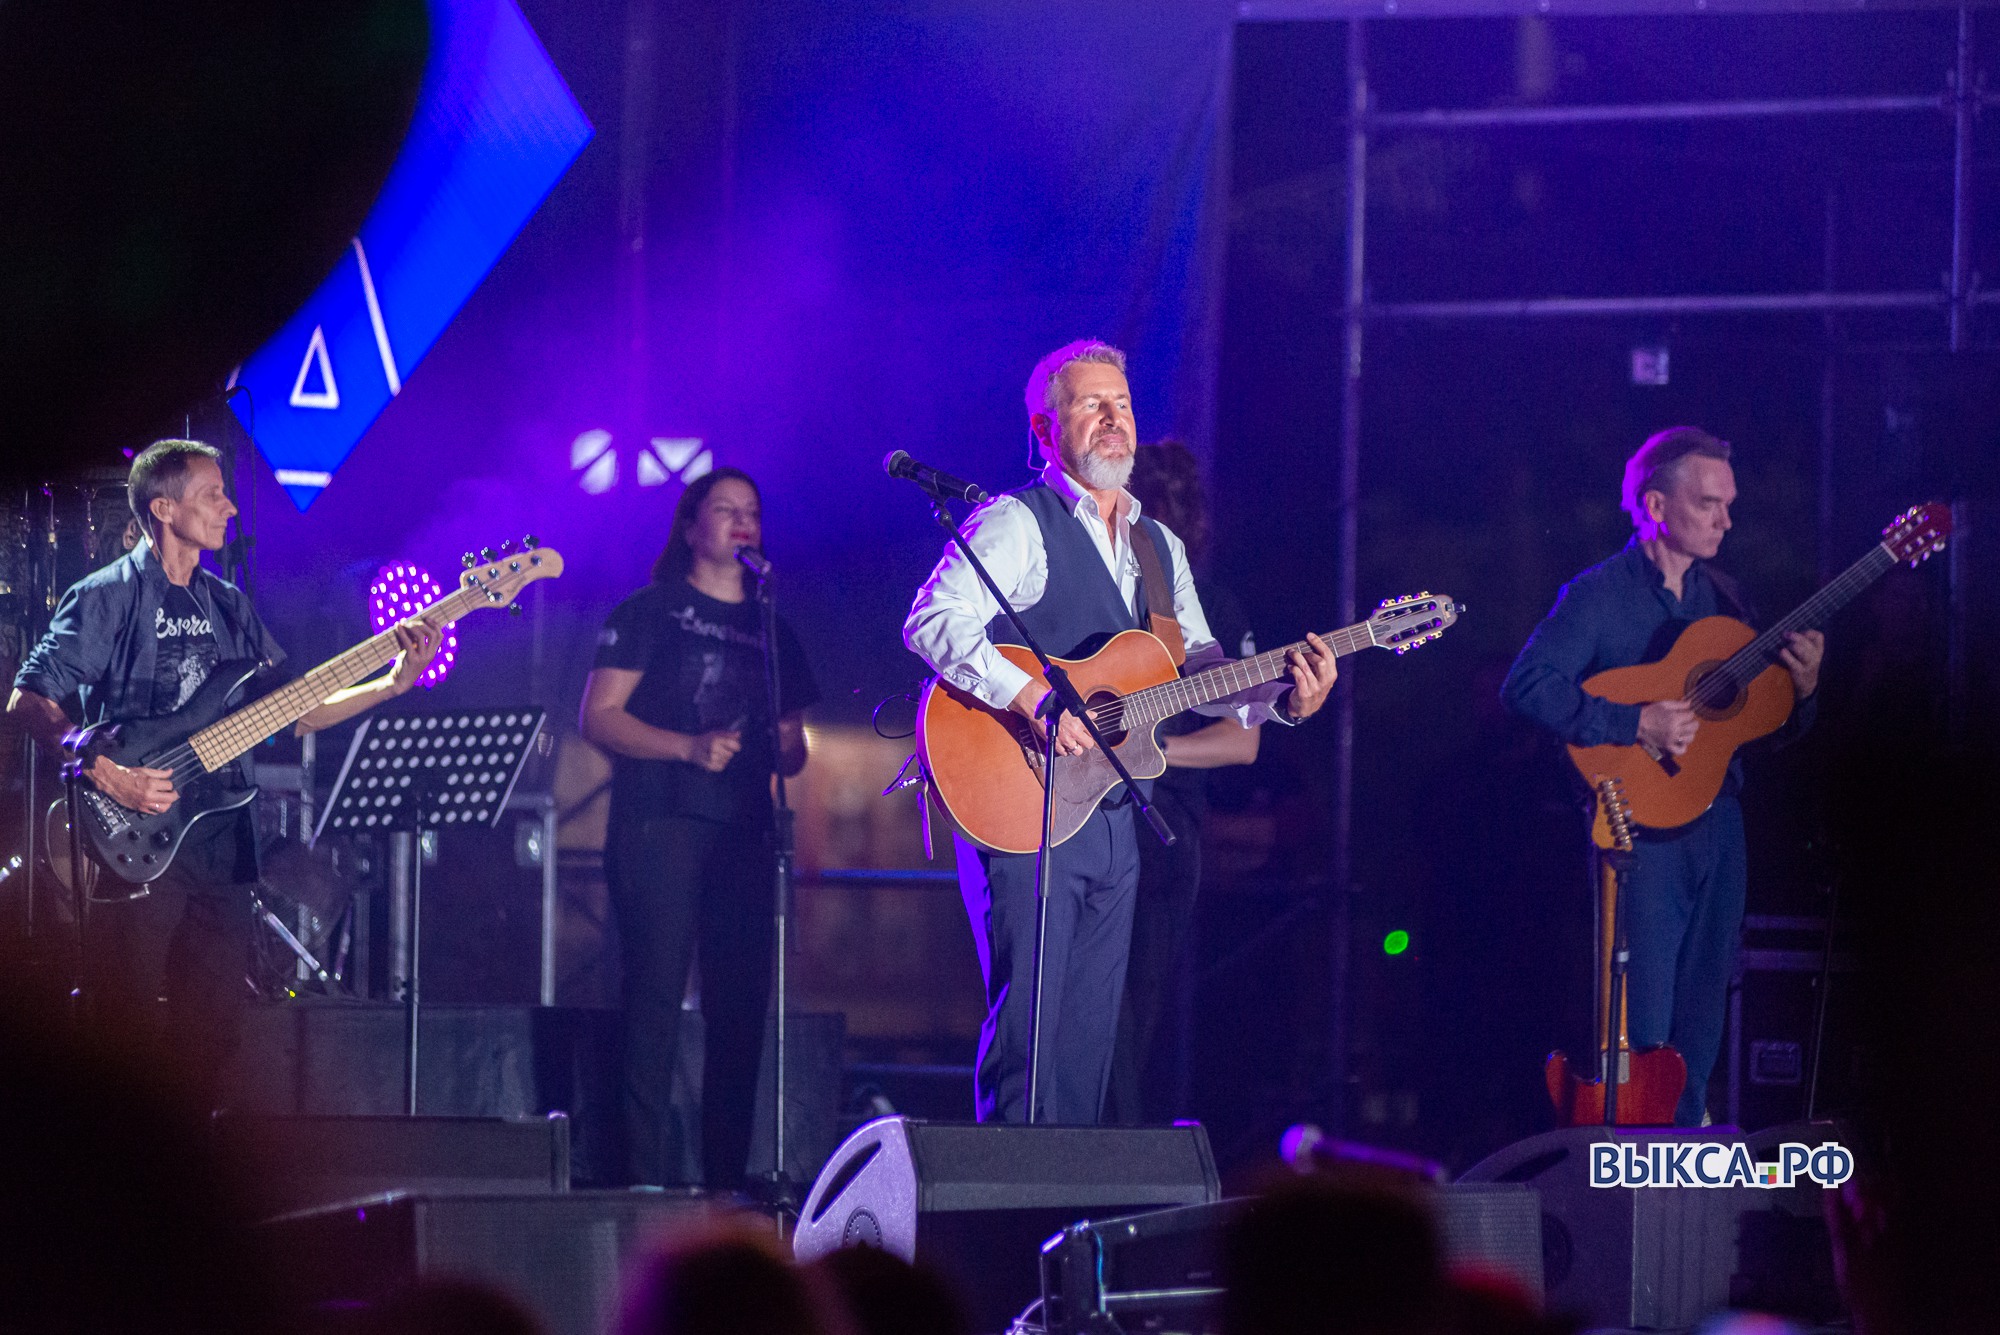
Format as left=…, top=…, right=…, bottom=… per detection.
left=367, top=562, right=458, bottom=689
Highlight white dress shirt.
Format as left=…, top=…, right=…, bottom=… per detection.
left=903, top=462, right=1293, bottom=726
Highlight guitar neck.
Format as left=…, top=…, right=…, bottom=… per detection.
left=1710, top=540, right=1896, bottom=695
left=184, top=583, right=482, bottom=774
left=1122, top=620, right=1376, bottom=725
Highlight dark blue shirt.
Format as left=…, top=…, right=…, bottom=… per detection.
left=1501, top=540, right=1814, bottom=794
left=16, top=538, right=285, bottom=782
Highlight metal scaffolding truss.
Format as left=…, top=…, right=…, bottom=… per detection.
left=1238, top=0, right=1989, bottom=1130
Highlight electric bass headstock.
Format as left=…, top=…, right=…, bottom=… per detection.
left=459, top=536, right=565, bottom=610
left=1880, top=503, right=1951, bottom=567
left=1591, top=775, right=1635, bottom=853
left=1367, top=592, right=1464, bottom=655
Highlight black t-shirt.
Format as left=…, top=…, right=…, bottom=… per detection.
left=593, top=581, right=820, bottom=826
left=153, top=584, right=222, bottom=716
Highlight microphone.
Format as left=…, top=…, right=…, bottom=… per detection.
left=734, top=544, right=772, bottom=577
left=884, top=450, right=988, bottom=504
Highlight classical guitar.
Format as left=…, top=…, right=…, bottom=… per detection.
left=920, top=593, right=1462, bottom=854
left=59, top=541, right=564, bottom=885
left=1545, top=776, right=1686, bottom=1126
left=1567, top=503, right=1950, bottom=830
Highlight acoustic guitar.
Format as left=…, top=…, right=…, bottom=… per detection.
left=919, top=593, right=1461, bottom=854
left=57, top=540, right=563, bottom=886
left=1567, top=503, right=1950, bottom=830
left=1545, top=776, right=1686, bottom=1126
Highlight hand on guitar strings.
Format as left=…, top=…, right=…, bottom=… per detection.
left=87, top=755, right=177, bottom=815
left=1008, top=681, right=1097, bottom=759
left=1779, top=629, right=1825, bottom=699
left=1280, top=633, right=1338, bottom=723
left=384, top=618, right=444, bottom=693
left=1637, top=700, right=1699, bottom=756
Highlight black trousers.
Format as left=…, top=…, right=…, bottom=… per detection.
left=1107, top=782, right=1203, bottom=1124
left=605, top=812, right=774, bottom=1189
left=82, top=809, right=257, bottom=1110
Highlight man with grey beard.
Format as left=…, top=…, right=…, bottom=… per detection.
left=905, top=339, right=1338, bottom=1123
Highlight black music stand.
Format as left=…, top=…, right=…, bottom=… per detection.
left=313, top=707, right=546, bottom=1114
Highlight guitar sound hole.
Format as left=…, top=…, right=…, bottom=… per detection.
left=1686, top=662, right=1747, bottom=722
left=1085, top=691, right=1127, bottom=749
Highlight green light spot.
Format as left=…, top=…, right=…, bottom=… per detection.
left=1383, top=930, right=1410, bottom=956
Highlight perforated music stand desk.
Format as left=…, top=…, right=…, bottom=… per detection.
left=313, top=706, right=546, bottom=1114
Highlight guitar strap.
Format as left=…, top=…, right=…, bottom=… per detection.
left=1129, top=521, right=1185, bottom=667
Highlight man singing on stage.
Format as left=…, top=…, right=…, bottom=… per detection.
left=1502, top=427, right=1823, bottom=1127
left=904, top=340, right=1338, bottom=1124
left=7, top=439, right=438, bottom=1105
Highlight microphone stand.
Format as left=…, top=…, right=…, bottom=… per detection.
left=744, top=555, right=801, bottom=1210
left=919, top=490, right=1175, bottom=1125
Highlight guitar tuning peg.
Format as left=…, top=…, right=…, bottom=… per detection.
left=499, top=539, right=514, bottom=554
left=462, top=552, right=476, bottom=569
left=508, top=603, right=522, bottom=616
left=480, top=547, right=494, bottom=562
left=522, top=534, right=540, bottom=550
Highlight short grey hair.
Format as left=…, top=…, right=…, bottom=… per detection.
left=1024, top=339, right=1127, bottom=420
left=129, top=439, right=222, bottom=533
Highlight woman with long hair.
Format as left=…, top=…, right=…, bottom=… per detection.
left=580, top=467, right=818, bottom=1188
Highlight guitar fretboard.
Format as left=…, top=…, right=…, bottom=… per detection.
left=1099, top=620, right=1377, bottom=728
left=1695, top=540, right=1896, bottom=706
left=181, top=581, right=490, bottom=774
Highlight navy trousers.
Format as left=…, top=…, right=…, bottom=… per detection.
left=1622, top=796, right=1747, bottom=1127
left=956, top=804, right=1139, bottom=1124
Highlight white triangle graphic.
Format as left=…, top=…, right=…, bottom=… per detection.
left=651, top=437, right=703, bottom=472
left=290, top=326, right=340, bottom=410
left=636, top=451, right=669, bottom=487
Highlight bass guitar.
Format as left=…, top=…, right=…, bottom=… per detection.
left=1567, top=503, right=1950, bottom=829
left=1544, top=776, right=1686, bottom=1126
left=920, top=593, right=1461, bottom=854
left=61, top=540, right=564, bottom=885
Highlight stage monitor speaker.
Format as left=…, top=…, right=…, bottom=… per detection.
left=262, top=1189, right=719, bottom=1335
left=793, top=1117, right=1221, bottom=1332
left=1459, top=1122, right=1843, bottom=1329
left=1037, top=1184, right=1542, bottom=1335
left=215, top=1113, right=570, bottom=1215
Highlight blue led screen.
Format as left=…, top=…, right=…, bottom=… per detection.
left=230, top=0, right=591, bottom=510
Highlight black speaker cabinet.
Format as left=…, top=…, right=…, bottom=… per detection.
left=262, top=1190, right=719, bottom=1335
left=793, top=1117, right=1221, bottom=1332
left=215, top=1113, right=570, bottom=1215
left=1037, top=1184, right=1542, bottom=1335
left=1459, top=1123, right=1842, bottom=1329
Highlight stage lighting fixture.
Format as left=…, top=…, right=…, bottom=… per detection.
left=569, top=430, right=711, bottom=495
left=1630, top=346, right=1670, bottom=386
left=367, top=562, right=459, bottom=689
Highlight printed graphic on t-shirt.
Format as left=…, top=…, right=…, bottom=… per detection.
left=153, top=587, right=220, bottom=715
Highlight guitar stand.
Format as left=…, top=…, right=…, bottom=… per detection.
left=921, top=495, right=1175, bottom=1124
left=1600, top=845, right=1634, bottom=1128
